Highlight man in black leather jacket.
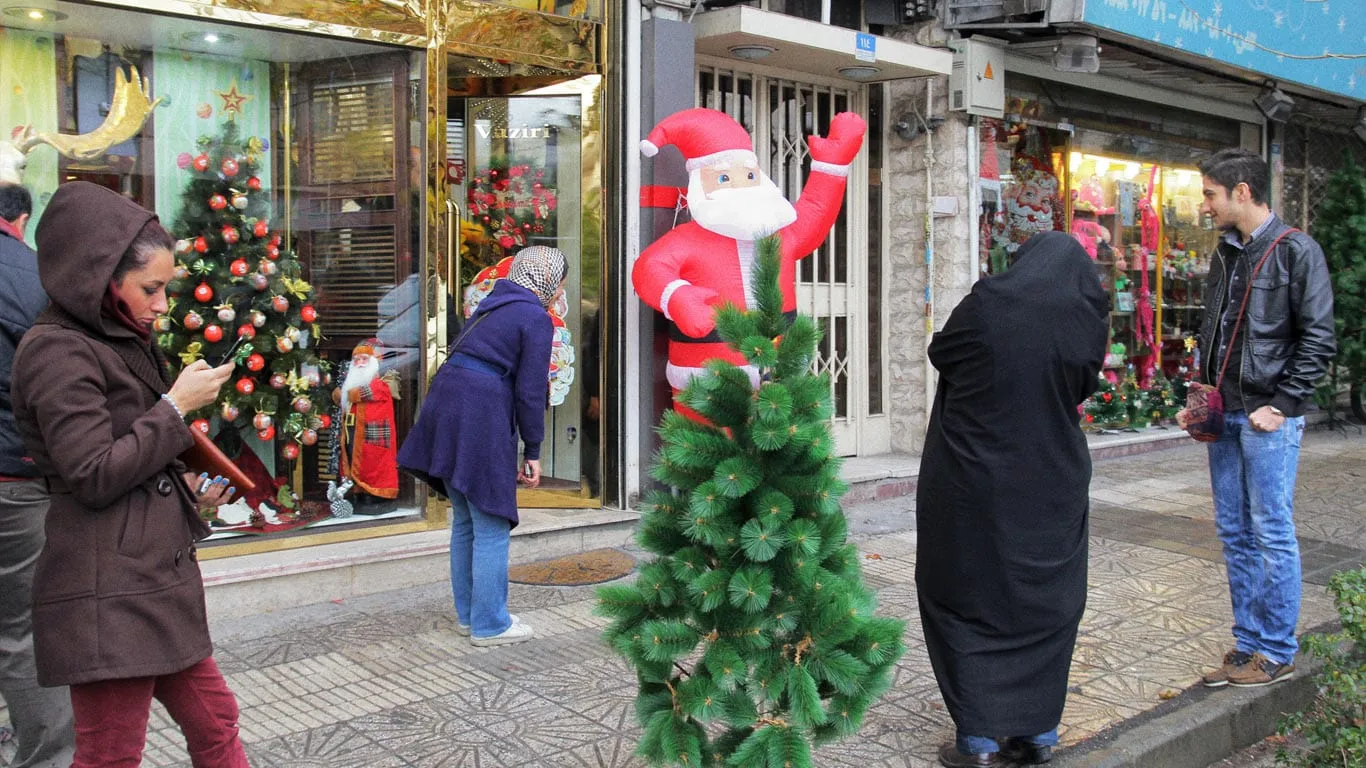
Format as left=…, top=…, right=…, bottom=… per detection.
left=1177, top=148, right=1335, bottom=691
left=0, top=183, right=75, bottom=768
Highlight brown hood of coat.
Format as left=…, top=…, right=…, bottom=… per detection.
left=34, top=182, right=160, bottom=338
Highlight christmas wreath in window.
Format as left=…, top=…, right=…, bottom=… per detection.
left=466, top=160, right=557, bottom=267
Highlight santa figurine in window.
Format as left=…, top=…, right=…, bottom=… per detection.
left=632, top=107, right=864, bottom=420
left=332, top=338, right=400, bottom=505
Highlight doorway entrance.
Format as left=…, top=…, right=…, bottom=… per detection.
left=440, top=56, right=603, bottom=507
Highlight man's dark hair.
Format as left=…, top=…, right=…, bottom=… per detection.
left=1198, top=148, right=1269, bottom=205
left=0, top=183, right=32, bottom=223
left=111, top=219, right=175, bottom=284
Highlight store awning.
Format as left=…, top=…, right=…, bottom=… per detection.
left=691, top=6, right=952, bottom=83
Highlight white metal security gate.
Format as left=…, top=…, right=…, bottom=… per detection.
left=696, top=59, right=889, bottom=456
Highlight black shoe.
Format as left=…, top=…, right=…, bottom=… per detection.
left=1000, top=738, right=1053, bottom=764
left=938, top=743, right=1004, bottom=768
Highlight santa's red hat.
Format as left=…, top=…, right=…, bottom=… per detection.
left=640, top=108, right=757, bottom=172
left=352, top=338, right=381, bottom=357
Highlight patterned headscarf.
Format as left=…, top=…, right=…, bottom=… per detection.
left=508, top=245, right=568, bottom=308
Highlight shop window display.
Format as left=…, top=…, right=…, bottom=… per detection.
left=0, top=4, right=426, bottom=539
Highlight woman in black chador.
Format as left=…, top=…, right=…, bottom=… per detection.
left=917, top=232, right=1108, bottom=768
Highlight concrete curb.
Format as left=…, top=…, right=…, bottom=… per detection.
left=1054, top=644, right=1328, bottom=768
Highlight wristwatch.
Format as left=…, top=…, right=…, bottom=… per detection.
left=1268, top=406, right=1285, bottom=417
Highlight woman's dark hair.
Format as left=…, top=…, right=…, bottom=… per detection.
left=1198, top=148, right=1269, bottom=205
left=111, top=220, right=175, bottom=284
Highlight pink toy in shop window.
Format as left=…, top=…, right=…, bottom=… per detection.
left=1070, top=177, right=1114, bottom=260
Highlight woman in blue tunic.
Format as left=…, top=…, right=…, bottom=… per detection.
left=398, top=246, right=565, bottom=647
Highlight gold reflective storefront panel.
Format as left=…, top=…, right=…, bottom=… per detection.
left=0, top=1, right=435, bottom=551
left=75, top=0, right=427, bottom=46
left=447, top=1, right=599, bottom=74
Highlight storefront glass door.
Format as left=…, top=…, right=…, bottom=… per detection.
left=441, top=56, right=602, bottom=506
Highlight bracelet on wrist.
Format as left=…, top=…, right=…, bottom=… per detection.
left=161, top=393, right=185, bottom=419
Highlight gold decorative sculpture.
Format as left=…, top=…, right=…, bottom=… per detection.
left=0, top=64, right=163, bottom=184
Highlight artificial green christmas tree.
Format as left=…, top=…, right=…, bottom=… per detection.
left=1144, top=370, right=1179, bottom=426
left=1083, top=374, right=1126, bottom=429
left=1120, top=368, right=1146, bottom=428
left=158, top=119, right=331, bottom=465
left=597, top=235, right=905, bottom=768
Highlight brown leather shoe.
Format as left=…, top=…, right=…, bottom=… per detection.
left=938, top=743, right=1005, bottom=767
left=1201, top=649, right=1253, bottom=688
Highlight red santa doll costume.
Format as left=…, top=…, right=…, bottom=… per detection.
left=632, top=108, right=863, bottom=412
left=339, top=338, right=400, bottom=499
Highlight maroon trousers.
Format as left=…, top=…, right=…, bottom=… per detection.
left=68, top=657, right=248, bottom=768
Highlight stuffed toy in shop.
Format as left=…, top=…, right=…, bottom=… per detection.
left=1070, top=177, right=1114, bottom=261
left=997, top=155, right=1060, bottom=250
left=632, top=107, right=864, bottom=419
left=331, top=338, right=400, bottom=503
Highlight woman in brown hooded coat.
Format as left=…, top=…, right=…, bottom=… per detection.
left=11, top=182, right=248, bottom=767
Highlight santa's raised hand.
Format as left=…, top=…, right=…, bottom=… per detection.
left=807, top=112, right=866, bottom=168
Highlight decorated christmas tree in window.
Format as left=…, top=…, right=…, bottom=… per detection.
left=596, top=235, right=905, bottom=767
left=157, top=118, right=331, bottom=522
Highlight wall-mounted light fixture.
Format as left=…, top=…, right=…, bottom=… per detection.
left=1254, top=83, right=1294, bottom=123
left=3, top=6, right=69, bottom=21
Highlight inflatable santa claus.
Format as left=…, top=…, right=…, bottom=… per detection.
left=633, top=107, right=864, bottom=413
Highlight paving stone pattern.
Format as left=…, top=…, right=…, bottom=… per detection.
left=31, top=433, right=1366, bottom=766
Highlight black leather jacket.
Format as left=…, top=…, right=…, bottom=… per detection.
left=1197, top=215, right=1335, bottom=418
left=0, top=227, right=48, bottom=476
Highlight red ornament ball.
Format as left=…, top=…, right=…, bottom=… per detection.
left=300, top=305, right=317, bottom=323
left=208, top=194, right=227, bottom=211
left=221, top=226, right=239, bottom=245
left=203, top=324, right=224, bottom=343
left=230, top=259, right=249, bottom=277
left=1102, top=392, right=1113, bottom=402
left=183, top=311, right=204, bottom=331
left=250, top=274, right=269, bottom=291
left=152, top=316, right=171, bottom=333
left=281, top=442, right=300, bottom=460
left=256, top=425, right=276, bottom=442
left=292, top=396, right=312, bottom=414
left=319, top=414, right=332, bottom=429
left=253, top=220, right=269, bottom=238
left=300, top=429, right=318, bottom=446
left=191, top=419, right=210, bottom=434
left=235, top=377, right=256, bottom=395
left=221, top=158, right=239, bottom=177
left=192, top=154, right=210, bottom=172
left=236, top=324, right=256, bottom=340
left=1085, top=414, right=1095, bottom=423
left=193, top=236, right=209, bottom=253
left=271, top=295, right=289, bottom=313
left=253, top=413, right=272, bottom=431
left=245, top=353, right=266, bottom=372
left=266, top=244, right=280, bottom=260
left=193, top=283, right=213, bottom=302
left=247, top=176, right=262, bottom=191
left=269, top=373, right=288, bottom=389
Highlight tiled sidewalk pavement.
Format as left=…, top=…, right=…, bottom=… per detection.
left=12, top=431, right=1366, bottom=767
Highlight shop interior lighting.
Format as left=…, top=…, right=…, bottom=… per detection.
left=3, top=7, right=69, bottom=21
left=1093, top=157, right=1110, bottom=175
left=1175, top=169, right=1193, bottom=187
left=1254, top=83, right=1294, bottom=123
left=182, top=31, right=238, bottom=45
left=1125, top=162, right=1142, bottom=179
left=1353, top=106, right=1366, bottom=144
left=838, top=66, right=882, bottom=81
left=728, top=45, right=775, bottom=61
left=1069, top=152, right=1082, bottom=173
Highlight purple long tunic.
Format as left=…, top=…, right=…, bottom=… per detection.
left=397, top=281, right=553, bottom=525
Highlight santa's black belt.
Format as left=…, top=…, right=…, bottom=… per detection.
left=447, top=352, right=509, bottom=378
left=668, top=309, right=799, bottom=343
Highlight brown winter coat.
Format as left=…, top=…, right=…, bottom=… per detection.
left=11, top=182, right=213, bottom=687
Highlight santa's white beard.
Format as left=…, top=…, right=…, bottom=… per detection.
left=340, top=358, right=379, bottom=415
left=687, top=173, right=797, bottom=241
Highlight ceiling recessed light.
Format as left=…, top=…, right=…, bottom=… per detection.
left=729, top=45, right=775, bottom=61
left=3, top=7, right=69, bottom=22
left=181, top=31, right=238, bottom=45
left=838, top=66, right=881, bottom=81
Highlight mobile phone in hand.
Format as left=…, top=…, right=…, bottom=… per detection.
left=211, top=335, right=247, bottom=367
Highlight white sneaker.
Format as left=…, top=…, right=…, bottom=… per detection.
left=457, top=613, right=518, bottom=637
left=470, top=621, right=534, bottom=647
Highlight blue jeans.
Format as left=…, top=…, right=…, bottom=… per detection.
left=449, top=491, right=514, bottom=638
left=1208, top=410, right=1305, bottom=665
left=958, top=730, right=1058, bottom=754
